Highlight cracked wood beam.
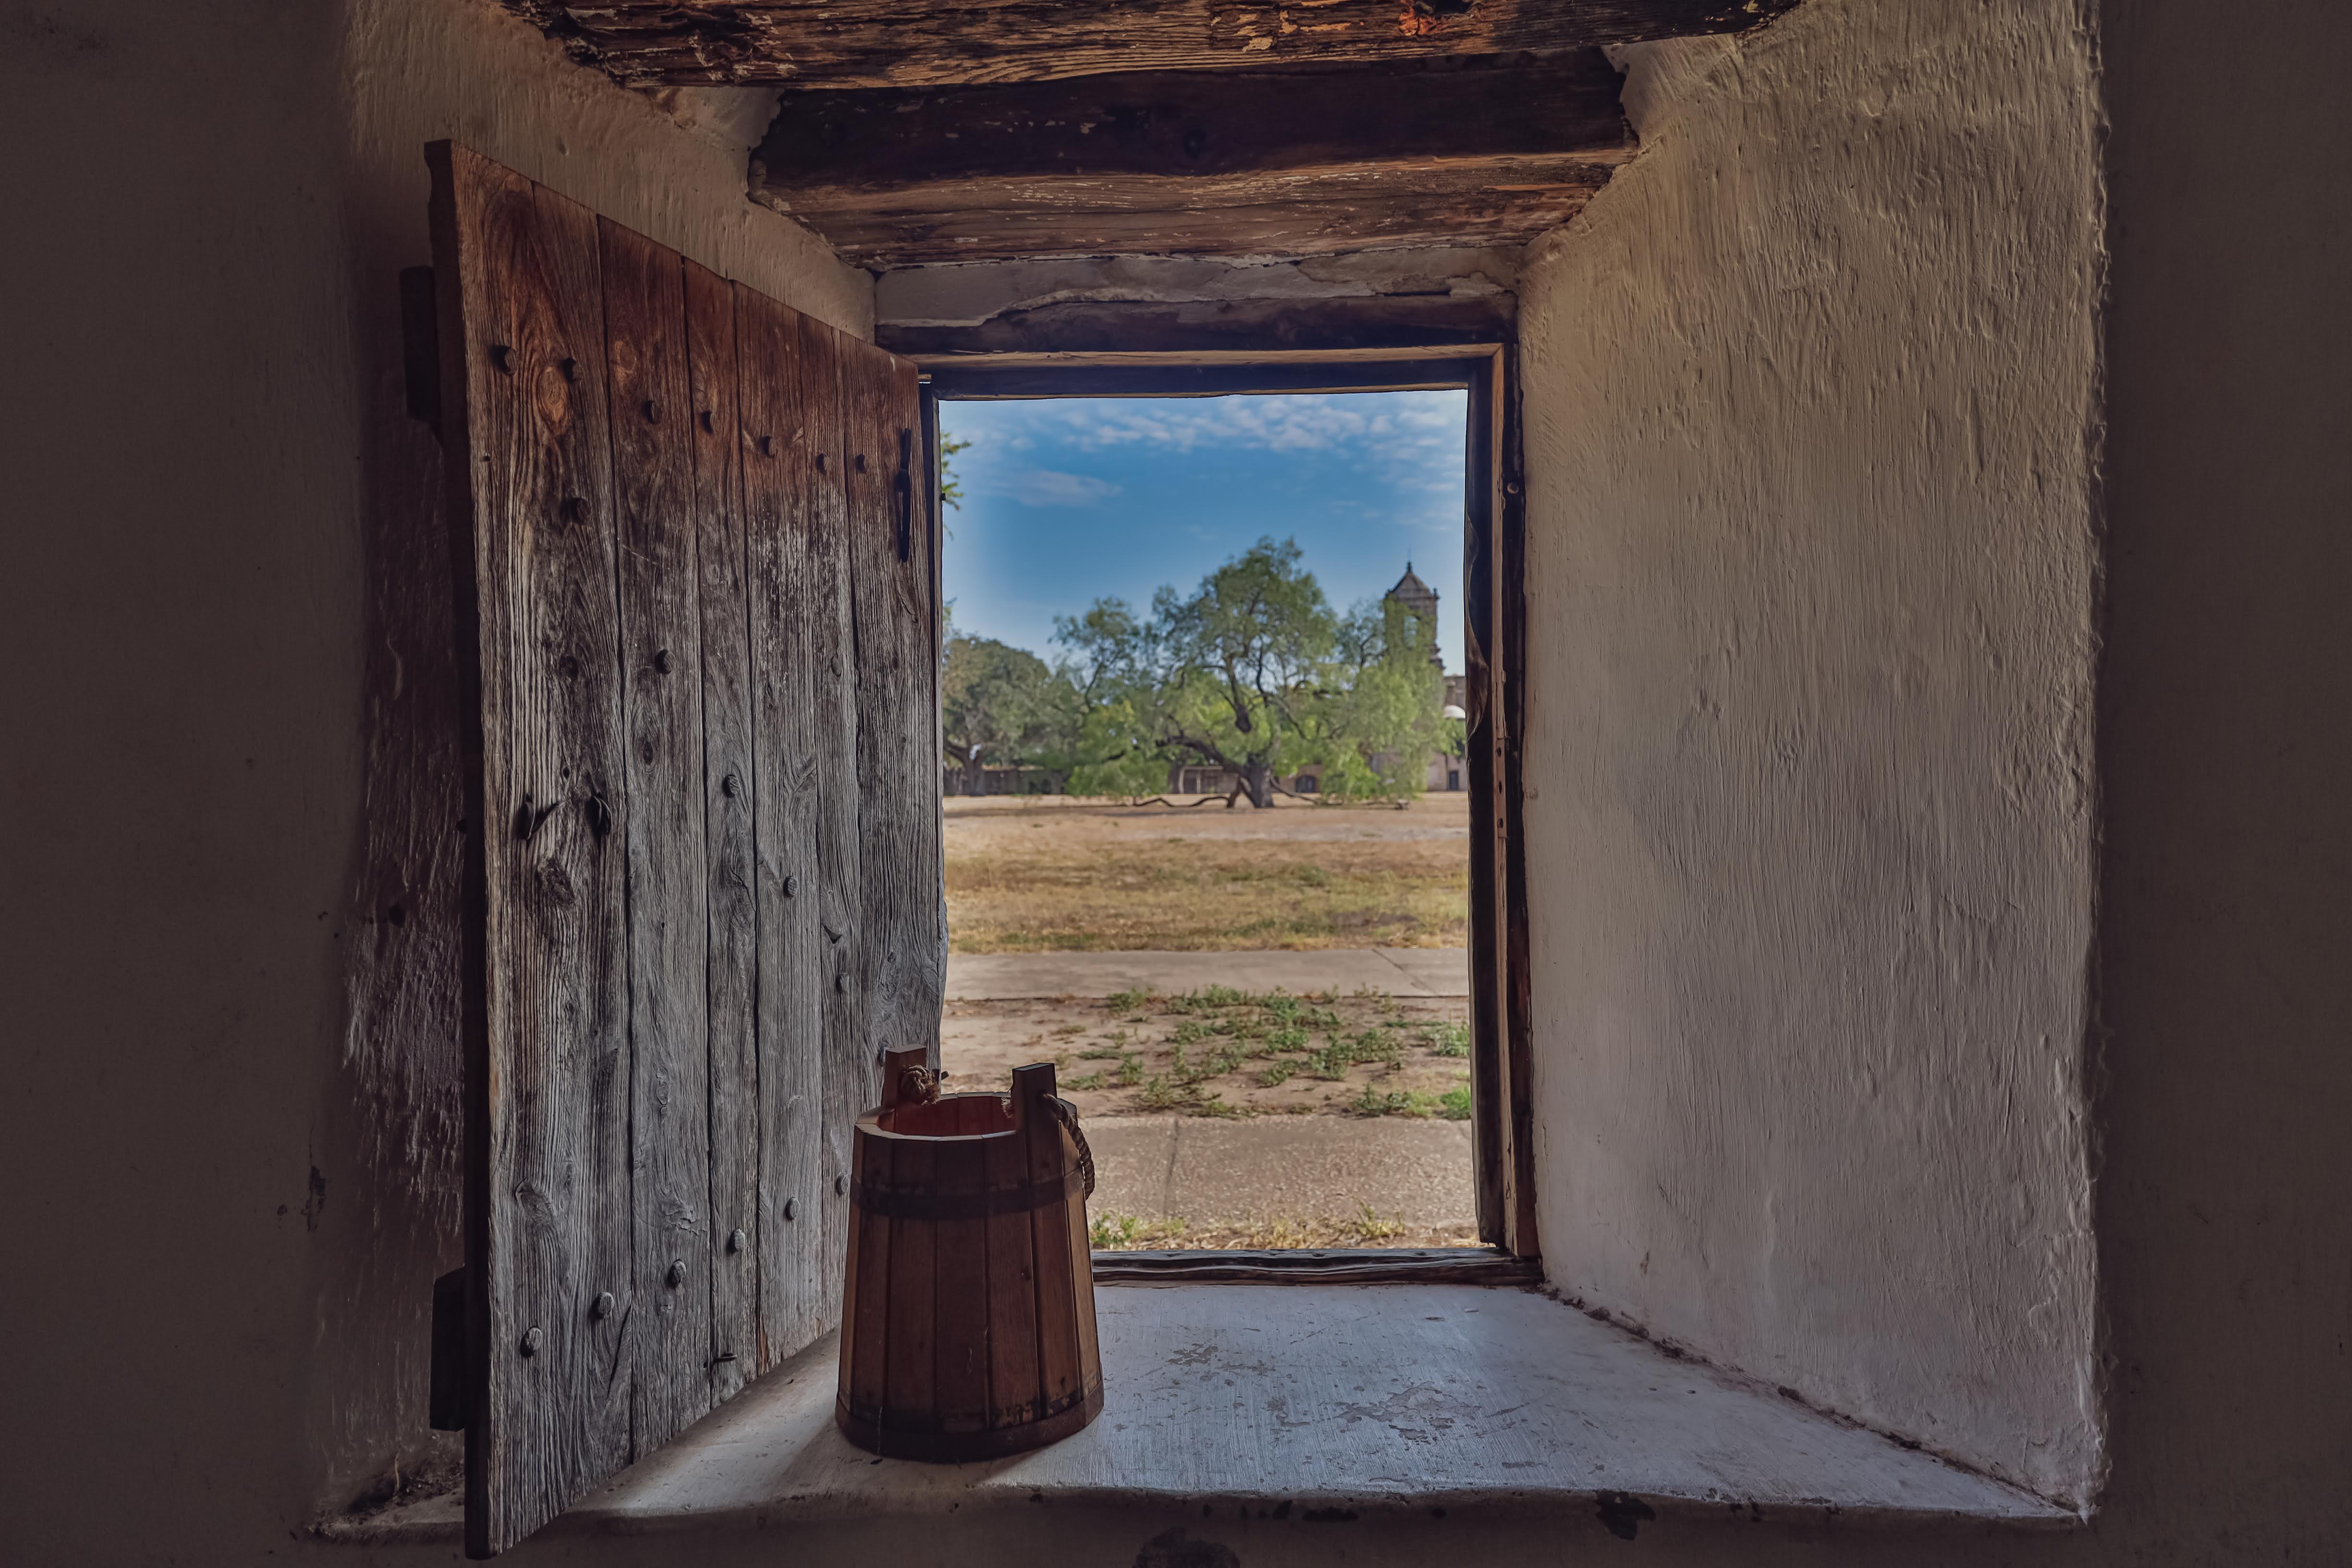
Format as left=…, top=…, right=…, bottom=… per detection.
left=758, top=158, right=1618, bottom=267
left=751, top=53, right=1632, bottom=266
left=754, top=52, right=1633, bottom=191
left=513, top=0, right=1800, bottom=89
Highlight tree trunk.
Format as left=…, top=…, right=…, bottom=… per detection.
left=962, top=749, right=986, bottom=796
left=1242, top=759, right=1274, bottom=809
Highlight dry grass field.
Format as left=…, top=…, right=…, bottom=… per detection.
left=943, top=792, right=1471, bottom=952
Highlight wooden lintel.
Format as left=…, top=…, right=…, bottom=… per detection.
left=769, top=160, right=1611, bottom=267
left=508, top=0, right=1801, bottom=89
left=879, top=294, right=1515, bottom=362
left=754, top=53, right=1633, bottom=193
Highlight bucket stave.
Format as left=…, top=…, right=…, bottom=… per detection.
left=837, top=1047, right=1103, bottom=1459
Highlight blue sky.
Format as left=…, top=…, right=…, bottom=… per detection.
left=937, top=390, right=1468, bottom=673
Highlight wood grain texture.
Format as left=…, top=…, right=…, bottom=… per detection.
left=835, top=1077, right=1100, bottom=1459
left=738, top=286, right=829, bottom=1369
left=682, top=258, right=760, bottom=1404
left=881, top=1138, right=940, bottom=1436
left=599, top=216, right=714, bottom=1456
left=432, top=144, right=633, bottom=1558
left=843, top=1116, right=895, bottom=1423
left=1496, top=340, right=1539, bottom=1256
left=1089, top=1246, right=1538, bottom=1285
left=882, top=296, right=1513, bottom=362
left=505, top=0, right=1799, bottom=89
left=753, top=52, right=1632, bottom=189
left=840, top=341, right=943, bottom=1065
left=1016, top=1066, right=1084, bottom=1426
left=930, top=1135, right=992, bottom=1432
left=752, top=50, right=1626, bottom=266
left=980, top=1125, right=1040, bottom=1425
left=761, top=158, right=1613, bottom=266
left=436, top=144, right=950, bottom=1553
left=796, top=315, right=871, bottom=1341
left=1462, top=348, right=1508, bottom=1249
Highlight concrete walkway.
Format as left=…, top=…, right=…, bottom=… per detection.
left=1086, top=1115, right=1475, bottom=1228
left=945, top=947, right=1469, bottom=1000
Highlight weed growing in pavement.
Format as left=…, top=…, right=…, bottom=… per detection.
left=1088, top=1209, right=1435, bottom=1251
left=1089, top=1213, right=1190, bottom=1249
left=1065, top=1050, right=1146, bottom=1092
left=1346, top=1079, right=1475, bottom=1120
left=1135, top=1075, right=1241, bottom=1117
left=1422, top=1022, right=1471, bottom=1057
left=1000, top=985, right=1471, bottom=1115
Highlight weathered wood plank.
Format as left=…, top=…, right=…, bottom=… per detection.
left=682, top=258, right=761, bottom=1404
left=1088, top=1246, right=1539, bottom=1285
left=1016, top=1066, right=1082, bottom=1426
left=889, top=296, right=1515, bottom=366
left=1462, top=348, right=1508, bottom=1249
left=839, top=339, right=943, bottom=1065
left=753, top=52, right=1631, bottom=191
left=600, top=214, right=713, bottom=1459
left=762, top=156, right=1613, bottom=267
left=931, top=1136, right=992, bottom=1432
left=796, top=314, right=871, bottom=1335
left=430, top=143, right=633, bottom=1558
left=506, top=0, right=1799, bottom=89
left=738, top=285, right=829, bottom=1370
left=980, top=1125, right=1040, bottom=1424
left=843, top=1118, right=895, bottom=1422
left=881, top=1139, right=939, bottom=1433
left=1496, top=340, right=1539, bottom=1257
left=916, top=347, right=1499, bottom=392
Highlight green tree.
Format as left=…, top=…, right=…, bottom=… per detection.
left=940, top=634, right=1063, bottom=795
left=938, top=427, right=972, bottom=512
left=1308, top=594, right=1448, bottom=801
left=1051, top=538, right=1443, bottom=808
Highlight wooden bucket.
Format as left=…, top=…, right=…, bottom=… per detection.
left=836, top=1047, right=1104, bottom=1459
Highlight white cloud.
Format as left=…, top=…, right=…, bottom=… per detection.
left=993, top=468, right=1122, bottom=507
left=1039, top=391, right=1464, bottom=495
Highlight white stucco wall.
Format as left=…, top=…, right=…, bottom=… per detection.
left=1515, top=0, right=2107, bottom=1502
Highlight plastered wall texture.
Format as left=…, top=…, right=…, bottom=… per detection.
left=0, top=0, right=867, bottom=1557
left=1516, top=0, right=2108, bottom=1503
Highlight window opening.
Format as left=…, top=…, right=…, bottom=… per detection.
left=931, top=388, right=1479, bottom=1254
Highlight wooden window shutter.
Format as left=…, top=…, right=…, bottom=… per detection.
left=425, top=143, right=942, bottom=1557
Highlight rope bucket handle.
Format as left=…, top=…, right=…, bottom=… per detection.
left=1045, top=1095, right=1096, bottom=1199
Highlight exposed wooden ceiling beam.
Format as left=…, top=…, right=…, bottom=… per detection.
left=762, top=158, right=1615, bottom=266
left=754, top=53, right=1633, bottom=191
left=514, top=0, right=1799, bottom=89
left=752, top=53, right=1631, bottom=266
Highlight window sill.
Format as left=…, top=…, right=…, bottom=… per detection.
left=326, top=1281, right=2075, bottom=1547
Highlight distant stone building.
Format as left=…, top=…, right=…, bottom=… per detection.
left=1387, top=564, right=1469, bottom=792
